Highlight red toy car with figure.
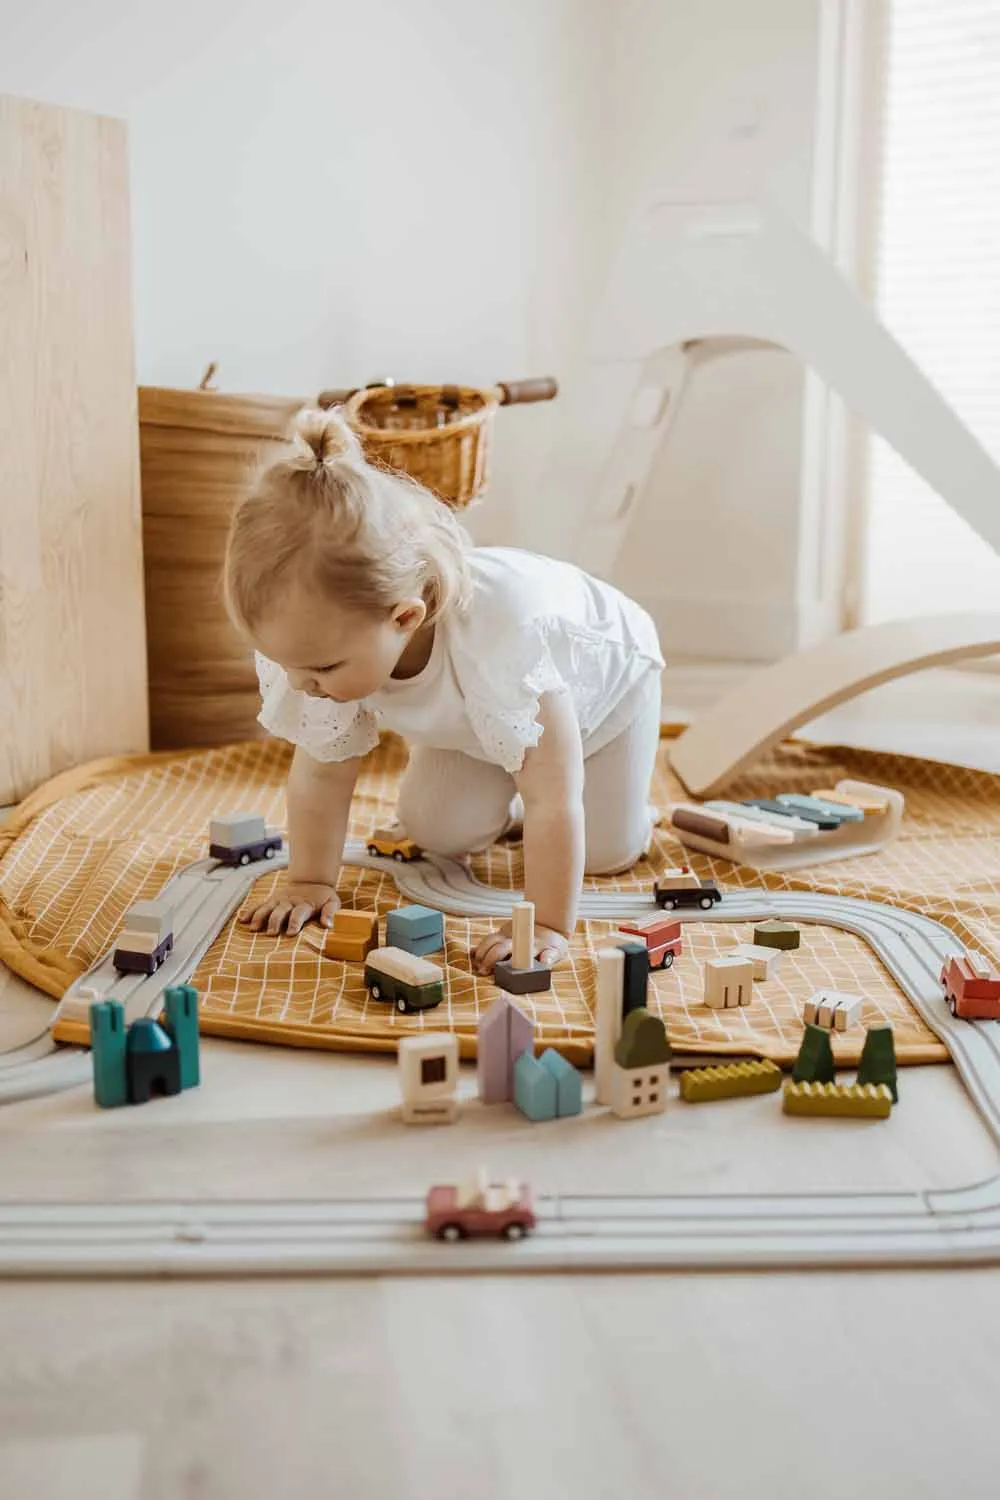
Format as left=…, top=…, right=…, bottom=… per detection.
left=425, top=1170, right=536, bottom=1242
left=617, top=913, right=683, bottom=970
left=941, top=954, right=1000, bottom=1020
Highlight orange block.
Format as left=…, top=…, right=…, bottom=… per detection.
left=324, top=909, right=379, bottom=963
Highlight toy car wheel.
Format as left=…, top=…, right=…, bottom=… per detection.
left=396, top=996, right=408, bottom=1014
left=659, top=952, right=674, bottom=970
left=265, top=846, right=276, bottom=859
left=438, top=1222, right=467, bottom=1242
left=367, top=844, right=379, bottom=857
left=660, top=897, right=676, bottom=911
left=393, top=850, right=406, bottom=862
left=239, top=851, right=251, bottom=866
left=369, top=982, right=382, bottom=1001
left=501, top=1222, right=526, bottom=1242
left=699, top=895, right=715, bottom=909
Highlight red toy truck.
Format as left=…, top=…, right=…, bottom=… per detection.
left=425, top=1171, right=536, bottom=1242
left=617, top=913, right=683, bottom=970
left=941, top=954, right=1000, bottom=1020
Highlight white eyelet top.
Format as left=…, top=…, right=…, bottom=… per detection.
left=255, top=547, right=664, bottom=772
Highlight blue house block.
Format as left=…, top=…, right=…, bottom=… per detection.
left=539, top=1048, right=582, bottom=1117
left=513, top=1049, right=557, bottom=1122
left=89, top=999, right=128, bottom=1109
left=386, top=904, right=444, bottom=956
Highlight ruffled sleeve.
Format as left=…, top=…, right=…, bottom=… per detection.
left=255, top=653, right=381, bottom=762
left=451, top=617, right=570, bottom=774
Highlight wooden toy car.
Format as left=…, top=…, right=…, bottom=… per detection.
left=112, top=899, right=174, bottom=976
left=209, top=813, right=282, bottom=867
left=941, top=954, right=1000, bottom=1020
left=653, top=866, right=722, bottom=911
left=366, top=828, right=422, bottom=861
left=617, top=914, right=683, bottom=970
left=364, top=946, right=444, bottom=1013
left=425, top=1170, right=536, bottom=1242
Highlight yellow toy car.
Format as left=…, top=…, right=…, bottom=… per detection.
left=365, top=828, right=422, bottom=862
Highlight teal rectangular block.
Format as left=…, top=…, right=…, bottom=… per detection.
left=164, top=984, right=201, bottom=1091
left=539, top=1048, right=582, bottom=1117
left=89, top=999, right=128, bottom=1108
left=513, top=1050, right=557, bottom=1122
left=386, top=905, right=444, bottom=956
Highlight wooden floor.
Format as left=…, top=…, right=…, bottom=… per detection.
left=2, top=664, right=1000, bottom=1498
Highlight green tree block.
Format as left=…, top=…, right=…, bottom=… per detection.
left=163, top=985, right=201, bottom=1091
left=89, top=999, right=128, bottom=1108
left=792, top=1023, right=835, bottom=1084
left=614, top=1007, right=671, bottom=1070
left=857, top=1024, right=897, bottom=1102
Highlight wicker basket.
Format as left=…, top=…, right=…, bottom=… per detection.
left=139, top=386, right=302, bottom=749
left=343, top=384, right=499, bottom=508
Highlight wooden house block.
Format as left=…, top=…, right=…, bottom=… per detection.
left=398, top=1033, right=459, bottom=1125
left=727, top=943, right=782, bottom=981
left=803, top=990, right=863, bottom=1031
left=703, top=956, right=754, bottom=1009
left=477, top=993, right=535, bottom=1104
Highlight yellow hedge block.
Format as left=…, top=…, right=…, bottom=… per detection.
left=783, top=1080, right=892, bottom=1119
left=679, top=1059, right=783, bottom=1103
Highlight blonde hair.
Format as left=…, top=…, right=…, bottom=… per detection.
left=224, top=406, right=472, bottom=634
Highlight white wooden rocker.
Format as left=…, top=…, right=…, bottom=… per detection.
left=549, top=195, right=1000, bottom=798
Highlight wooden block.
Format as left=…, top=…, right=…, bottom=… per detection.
left=782, top=1080, right=892, bottom=1119
left=727, top=943, right=782, bottom=981
left=595, top=946, right=625, bottom=1106
left=398, top=1033, right=459, bottom=1125
left=609, top=1060, right=668, bottom=1119
left=753, top=920, right=800, bottom=951
left=803, top=990, right=863, bottom=1031
left=494, top=958, right=551, bottom=995
left=835, top=779, right=892, bottom=814
left=703, top=956, right=754, bottom=1009
left=679, top=1059, right=782, bottom=1102
left=0, top=96, right=148, bottom=803
left=477, top=994, right=535, bottom=1105
left=511, top=901, right=534, bottom=970
left=324, top=909, right=379, bottom=963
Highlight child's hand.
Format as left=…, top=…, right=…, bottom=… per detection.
left=240, top=880, right=340, bottom=936
left=472, top=922, right=569, bottom=975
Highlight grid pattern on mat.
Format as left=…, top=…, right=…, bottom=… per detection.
left=5, top=731, right=1000, bottom=1066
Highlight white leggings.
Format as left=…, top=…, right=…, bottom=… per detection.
left=397, top=673, right=662, bottom=875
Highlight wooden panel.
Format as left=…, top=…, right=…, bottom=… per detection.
left=0, top=95, right=148, bottom=803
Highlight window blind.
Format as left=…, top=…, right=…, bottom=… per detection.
left=863, top=0, right=1000, bottom=622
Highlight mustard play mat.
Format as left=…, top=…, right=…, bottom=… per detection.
left=3, top=733, right=1000, bottom=1067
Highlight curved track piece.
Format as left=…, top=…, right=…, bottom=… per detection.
left=668, top=613, right=1000, bottom=796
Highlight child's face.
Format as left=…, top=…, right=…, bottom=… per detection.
left=254, top=589, right=426, bottom=704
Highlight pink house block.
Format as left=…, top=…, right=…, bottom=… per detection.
left=477, top=992, right=535, bottom=1104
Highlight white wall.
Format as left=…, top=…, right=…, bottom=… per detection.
left=0, top=0, right=610, bottom=542
left=577, top=0, right=840, bottom=660
left=2, top=0, right=843, bottom=655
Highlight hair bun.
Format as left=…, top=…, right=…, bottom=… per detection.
left=290, top=407, right=359, bottom=471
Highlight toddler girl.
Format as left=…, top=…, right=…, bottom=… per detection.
left=225, top=407, right=663, bottom=974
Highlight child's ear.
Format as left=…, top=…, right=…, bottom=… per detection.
left=391, top=597, right=427, bottom=633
